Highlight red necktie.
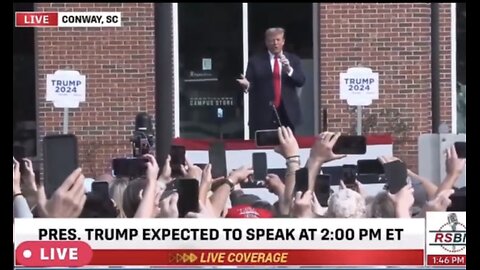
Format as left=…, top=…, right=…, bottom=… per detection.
left=273, top=56, right=281, bottom=108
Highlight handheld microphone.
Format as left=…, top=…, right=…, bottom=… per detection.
left=447, top=213, right=458, bottom=231
left=269, top=101, right=283, bottom=127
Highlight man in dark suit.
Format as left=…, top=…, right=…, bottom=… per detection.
left=237, top=27, right=306, bottom=139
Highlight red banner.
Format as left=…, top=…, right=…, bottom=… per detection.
left=16, top=248, right=424, bottom=267
left=87, top=249, right=423, bottom=266
left=427, top=255, right=466, bottom=266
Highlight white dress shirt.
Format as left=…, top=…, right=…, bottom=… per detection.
left=268, top=51, right=294, bottom=77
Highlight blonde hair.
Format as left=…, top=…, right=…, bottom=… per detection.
left=109, top=177, right=129, bottom=218
left=265, top=27, right=285, bottom=38
left=327, top=188, right=366, bottom=218
left=368, top=191, right=396, bottom=218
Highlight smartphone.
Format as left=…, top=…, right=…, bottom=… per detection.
left=208, top=141, right=227, bottom=178
left=294, top=167, right=309, bottom=194
left=13, top=145, right=27, bottom=173
left=112, top=158, right=148, bottom=179
left=332, top=135, right=367, bottom=155
left=194, top=163, right=207, bottom=170
left=357, top=159, right=384, bottom=175
left=170, top=145, right=186, bottom=177
left=13, top=145, right=26, bottom=161
left=454, top=142, right=466, bottom=159
left=384, top=160, right=408, bottom=194
left=342, top=165, right=357, bottom=185
left=255, top=129, right=280, bottom=147
left=447, top=189, right=466, bottom=211
left=252, top=152, right=267, bottom=181
left=176, top=179, right=199, bottom=218
left=92, top=181, right=110, bottom=198
left=43, top=134, right=79, bottom=198
left=314, top=174, right=331, bottom=207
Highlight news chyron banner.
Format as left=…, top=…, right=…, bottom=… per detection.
left=426, top=212, right=466, bottom=267
left=14, top=218, right=429, bottom=268
left=15, top=12, right=121, bottom=27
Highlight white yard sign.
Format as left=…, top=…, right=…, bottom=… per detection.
left=46, top=70, right=86, bottom=108
left=340, top=67, right=379, bottom=106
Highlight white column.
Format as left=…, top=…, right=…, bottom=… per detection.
left=242, top=3, right=250, bottom=140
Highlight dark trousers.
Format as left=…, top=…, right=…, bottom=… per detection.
left=249, top=102, right=295, bottom=139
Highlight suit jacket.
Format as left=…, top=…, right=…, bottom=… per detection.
left=246, top=50, right=306, bottom=129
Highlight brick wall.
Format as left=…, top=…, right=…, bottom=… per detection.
left=35, top=3, right=453, bottom=177
left=319, top=3, right=452, bottom=171
left=36, top=3, right=155, bottom=177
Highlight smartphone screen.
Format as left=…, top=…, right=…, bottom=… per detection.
left=252, top=152, right=267, bottom=181
left=384, top=160, right=408, bottom=194
left=208, top=141, right=227, bottom=178
left=342, top=165, right=357, bottom=185
left=255, top=129, right=280, bottom=147
left=314, top=174, right=331, bottom=207
left=112, top=158, right=147, bottom=179
left=170, top=145, right=186, bottom=177
left=92, top=181, right=110, bottom=198
left=43, top=134, right=79, bottom=198
left=294, top=167, right=309, bottom=194
left=176, top=179, right=199, bottom=218
left=454, top=142, right=466, bottom=159
left=332, top=135, right=367, bottom=155
left=357, top=159, right=384, bottom=175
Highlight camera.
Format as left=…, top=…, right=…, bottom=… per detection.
left=112, top=113, right=155, bottom=179
left=131, top=112, right=155, bottom=157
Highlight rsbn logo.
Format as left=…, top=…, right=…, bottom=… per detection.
left=429, top=213, right=466, bottom=253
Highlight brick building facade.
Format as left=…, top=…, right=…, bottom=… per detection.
left=33, top=3, right=454, bottom=177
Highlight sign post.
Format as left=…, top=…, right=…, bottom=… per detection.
left=63, top=108, right=69, bottom=134
left=46, top=70, right=86, bottom=134
left=356, top=105, right=362, bottom=135
left=340, top=67, right=379, bottom=135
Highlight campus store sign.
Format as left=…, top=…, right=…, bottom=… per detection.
left=172, top=135, right=393, bottom=201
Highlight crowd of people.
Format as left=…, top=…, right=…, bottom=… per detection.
left=13, top=127, right=466, bottom=219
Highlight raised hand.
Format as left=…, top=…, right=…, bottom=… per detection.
left=265, top=174, right=285, bottom=196
left=425, top=189, right=454, bottom=212
left=236, top=74, right=250, bottom=93
left=158, top=192, right=179, bottom=218
left=36, top=168, right=87, bottom=218
left=309, top=132, right=346, bottom=164
left=22, top=158, right=38, bottom=193
left=274, top=126, right=299, bottom=159
left=445, top=145, right=466, bottom=177
left=181, top=159, right=203, bottom=181
left=279, top=54, right=292, bottom=73
left=291, top=190, right=315, bottom=218
left=158, top=155, right=172, bottom=182
left=144, top=154, right=160, bottom=183
left=228, top=166, right=254, bottom=185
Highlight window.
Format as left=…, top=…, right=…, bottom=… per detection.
left=175, top=3, right=314, bottom=139
left=456, top=3, right=466, bottom=134
left=13, top=3, right=37, bottom=157
left=177, top=3, right=244, bottom=139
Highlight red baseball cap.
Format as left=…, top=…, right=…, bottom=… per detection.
left=225, top=205, right=273, bottom=218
